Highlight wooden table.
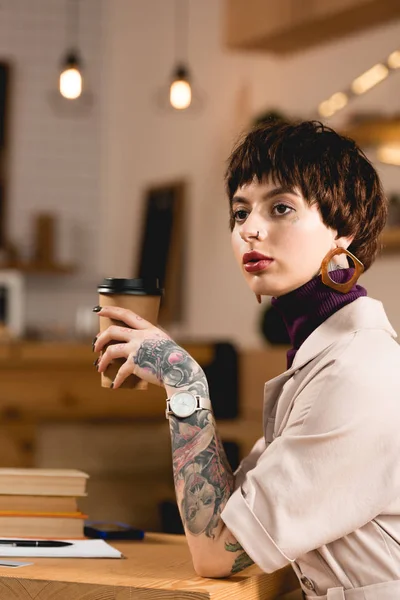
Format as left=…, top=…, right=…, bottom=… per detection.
left=0, top=533, right=300, bottom=599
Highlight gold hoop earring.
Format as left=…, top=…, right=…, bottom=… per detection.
left=321, top=247, right=364, bottom=294
left=255, top=294, right=262, bottom=304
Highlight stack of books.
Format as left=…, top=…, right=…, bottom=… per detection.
left=0, top=468, right=89, bottom=538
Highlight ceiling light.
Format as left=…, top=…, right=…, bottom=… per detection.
left=387, top=50, right=400, bottom=69
left=351, top=63, right=389, bottom=95
left=156, top=0, right=203, bottom=113
left=318, top=92, right=348, bottom=118
left=59, top=51, right=82, bottom=99
left=169, top=65, right=192, bottom=110
left=377, top=144, right=400, bottom=166
left=59, top=0, right=84, bottom=100
left=330, top=92, right=348, bottom=111
left=318, top=101, right=335, bottom=118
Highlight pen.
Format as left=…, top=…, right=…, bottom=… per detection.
left=0, top=540, right=73, bottom=547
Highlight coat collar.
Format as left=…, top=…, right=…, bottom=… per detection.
left=264, top=297, right=396, bottom=396
left=291, top=296, right=396, bottom=371
left=263, top=297, right=397, bottom=426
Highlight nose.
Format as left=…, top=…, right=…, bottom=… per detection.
left=239, top=210, right=266, bottom=243
left=240, top=224, right=265, bottom=243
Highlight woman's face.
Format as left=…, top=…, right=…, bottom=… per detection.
left=231, top=179, right=341, bottom=297
left=184, top=473, right=216, bottom=535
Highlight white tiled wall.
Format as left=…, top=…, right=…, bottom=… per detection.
left=0, top=0, right=103, bottom=336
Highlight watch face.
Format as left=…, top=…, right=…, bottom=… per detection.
left=170, top=392, right=197, bottom=418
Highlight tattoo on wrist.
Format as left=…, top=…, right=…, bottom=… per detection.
left=133, top=339, right=208, bottom=396
left=225, top=541, right=254, bottom=574
left=170, top=410, right=234, bottom=538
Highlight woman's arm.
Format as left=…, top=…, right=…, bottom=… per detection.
left=134, top=336, right=254, bottom=578
left=94, top=306, right=254, bottom=577
left=168, top=407, right=254, bottom=577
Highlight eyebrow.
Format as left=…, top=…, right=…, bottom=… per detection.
left=231, top=185, right=298, bottom=206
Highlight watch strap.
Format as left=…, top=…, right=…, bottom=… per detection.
left=165, top=392, right=212, bottom=419
left=196, top=396, right=212, bottom=411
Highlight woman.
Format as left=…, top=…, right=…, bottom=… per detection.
left=93, top=120, right=400, bottom=599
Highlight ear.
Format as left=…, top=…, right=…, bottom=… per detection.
left=334, top=234, right=354, bottom=250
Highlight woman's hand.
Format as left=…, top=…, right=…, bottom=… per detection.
left=93, top=305, right=208, bottom=394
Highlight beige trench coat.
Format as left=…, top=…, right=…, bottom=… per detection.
left=221, top=297, right=400, bottom=599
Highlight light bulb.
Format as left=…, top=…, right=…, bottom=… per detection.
left=170, top=79, right=191, bottom=110
left=377, top=144, right=400, bottom=166
left=330, top=92, right=348, bottom=111
left=318, top=100, right=335, bottom=118
left=59, top=67, right=82, bottom=99
left=169, top=65, right=192, bottom=110
left=351, top=63, right=389, bottom=95
left=318, top=92, right=348, bottom=117
left=59, top=51, right=83, bottom=100
left=388, top=50, right=400, bottom=69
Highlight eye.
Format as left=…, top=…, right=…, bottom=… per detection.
left=188, top=508, right=197, bottom=520
left=232, top=209, right=248, bottom=223
left=272, top=203, right=294, bottom=216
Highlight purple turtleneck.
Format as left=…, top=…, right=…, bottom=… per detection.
left=271, top=268, right=367, bottom=369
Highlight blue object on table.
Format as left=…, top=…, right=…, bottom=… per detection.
left=84, top=521, right=145, bottom=541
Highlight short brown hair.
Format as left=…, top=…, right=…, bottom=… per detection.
left=225, top=120, right=388, bottom=271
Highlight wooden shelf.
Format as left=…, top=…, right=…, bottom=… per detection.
left=342, top=117, right=400, bottom=147
left=225, top=0, right=400, bottom=54
left=0, top=262, right=76, bottom=274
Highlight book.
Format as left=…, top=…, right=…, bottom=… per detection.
left=0, top=469, right=88, bottom=496
left=0, top=495, right=78, bottom=513
left=0, top=512, right=87, bottom=539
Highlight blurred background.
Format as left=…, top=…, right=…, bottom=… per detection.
left=0, top=0, right=399, bottom=534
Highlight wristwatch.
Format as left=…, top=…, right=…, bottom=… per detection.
left=166, top=391, right=212, bottom=419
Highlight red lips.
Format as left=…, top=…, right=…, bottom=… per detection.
left=243, top=251, right=272, bottom=263
left=243, top=251, right=274, bottom=273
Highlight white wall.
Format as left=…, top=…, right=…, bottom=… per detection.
left=99, top=0, right=282, bottom=345
left=101, top=0, right=400, bottom=347
left=0, top=0, right=103, bottom=337
left=3, top=0, right=399, bottom=345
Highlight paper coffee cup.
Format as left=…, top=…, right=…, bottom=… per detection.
left=97, top=278, right=162, bottom=390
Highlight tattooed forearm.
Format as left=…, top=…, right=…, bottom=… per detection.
left=225, top=542, right=254, bottom=574
left=134, top=338, right=209, bottom=396
left=170, top=409, right=234, bottom=538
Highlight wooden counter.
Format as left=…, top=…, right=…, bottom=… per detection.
left=0, top=341, right=287, bottom=465
left=0, top=533, right=300, bottom=599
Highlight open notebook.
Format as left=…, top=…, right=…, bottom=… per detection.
left=0, top=539, right=123, bottom=558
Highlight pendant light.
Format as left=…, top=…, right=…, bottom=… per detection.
left=60, top=50, right=83, bottom=100
left=170, top=64, right=192, bottom=111
left=59, top=0, right=83, bottom=100
left=156, top=0, right=203, bottom=113
left=318, top=48, right=400, bottom=118
left=170, top=0, right=191, bottom=110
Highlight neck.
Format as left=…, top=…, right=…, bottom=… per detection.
left=271, top=268, right=367, bottom=368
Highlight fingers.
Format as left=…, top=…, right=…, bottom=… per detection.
left=111, top=359, right=135, bottom=390
left=97, top=343, right=130, bottom=373
left=96, top=306, right=152, bottom=330
left=94, top=325, right=133, bottom=353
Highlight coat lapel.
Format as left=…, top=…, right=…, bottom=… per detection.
left=262, top=297, right=397, bottom=439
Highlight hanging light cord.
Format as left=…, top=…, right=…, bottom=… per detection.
left=174, top=0, right=189, bottom=65
left=66, top=0, right=80, bottom=51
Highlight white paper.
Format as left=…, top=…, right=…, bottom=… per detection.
left=0, top=539, right=122, bottom=558
left=0, top=560, right=33, bottom=567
